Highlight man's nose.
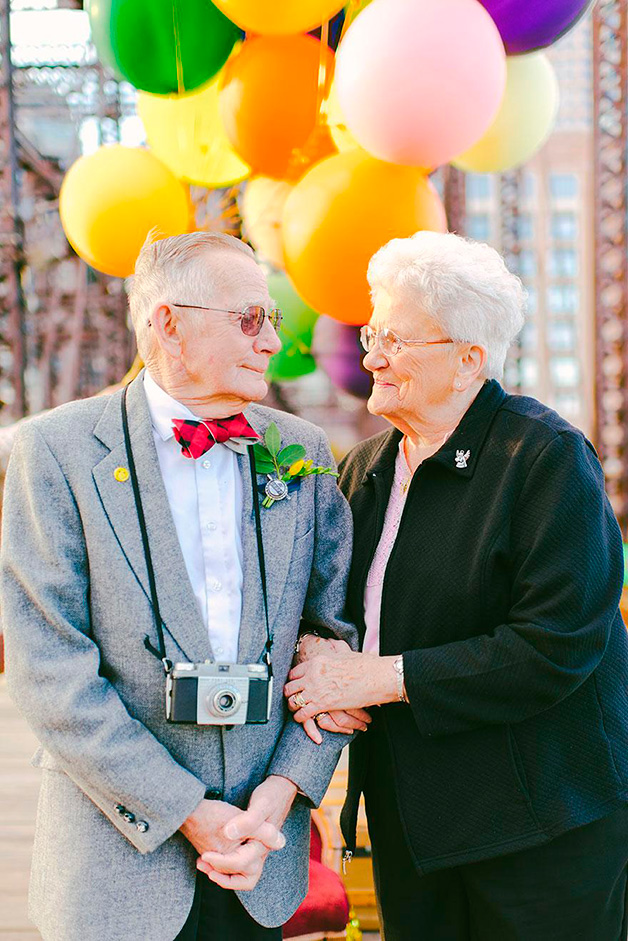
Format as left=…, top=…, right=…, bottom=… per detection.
left=255, top=316, right=282, bottom=355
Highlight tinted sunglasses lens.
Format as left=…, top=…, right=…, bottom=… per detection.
left=241, top=306, right=265, bottom=336
left=269, top=308, right=283, bottom=330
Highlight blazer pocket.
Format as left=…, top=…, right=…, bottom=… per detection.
left=506, top=725, right=536, bottom=817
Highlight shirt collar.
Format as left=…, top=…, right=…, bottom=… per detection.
left=143, top=370, right=197, bottom=442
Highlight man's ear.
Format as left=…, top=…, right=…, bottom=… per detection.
left=150, top=303, right=182, bottom=358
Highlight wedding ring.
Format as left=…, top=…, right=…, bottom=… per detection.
left=314, top=712, right=329, bottom=723
left=293, top=693, right=307, bottom=709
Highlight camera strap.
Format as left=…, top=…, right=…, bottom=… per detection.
left=121, top=386, right=273, bottom=676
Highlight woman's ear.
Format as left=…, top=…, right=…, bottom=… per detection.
left=455, top=344, right=487, bottom=391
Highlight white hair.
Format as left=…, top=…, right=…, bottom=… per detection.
left=126, top=230, right=255, bottom=360
left=367, top=231, right=526, bottom=380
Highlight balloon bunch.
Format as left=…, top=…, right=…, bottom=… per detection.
left=58, top=0, right=589, bottom=387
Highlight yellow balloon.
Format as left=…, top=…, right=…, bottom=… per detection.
left=452, top=53, right=559, bottom=174
left=212, top=0, right=345, bottom=35
left=240, top=176, right=293, bottom=269
left=325, top=82, right=361, bottom=154
left=137, top=78, right=250, bottom=188
left=60, top=145, right=190, bottom=278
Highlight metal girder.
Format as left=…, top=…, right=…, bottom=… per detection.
left=592, top=0, right=628, bottom=531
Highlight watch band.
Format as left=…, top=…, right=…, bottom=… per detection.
left=294, top=630, right=321, bottom=656
left=393, top=655, right=408, bottom=703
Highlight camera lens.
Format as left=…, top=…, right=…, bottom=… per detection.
left=207, top=685, right=242, bottom=718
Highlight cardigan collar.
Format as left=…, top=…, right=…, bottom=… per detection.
left=362, top=379, right=508, bottom=483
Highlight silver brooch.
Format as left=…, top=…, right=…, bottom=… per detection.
left=264, top=476, right=290, bottom=504
left=455, top=449, right=470, bottom=469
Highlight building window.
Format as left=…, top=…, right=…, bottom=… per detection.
left=554, top=392, right=580, bottom=417
left=466, top=174, right=492, bottom=200
left=547, top=321, right=576, bottom=352
left=524, top=285, right=538, bottom=315
left=519, top=250, right=537, bottom=277
left=520, top=322, right=538, bottom=350
left=548, top=285, right=579, bottom=315
left=467, top=213, right=491, bottom=241
left=550, top=357, right=580, bottom=387
left=522, top=173, right=536, bottom=198
left=549, top=248, right=578, bottom=278
left=520, top=357, right=539, bottom=388
left=518, top=213, right=533, bottom=240
left=551, top=211, right=578, bottom=240
left=549, top=173, right=578, bottom=199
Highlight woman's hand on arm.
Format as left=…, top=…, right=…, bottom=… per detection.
left=285, top=651, right=400, bottom=732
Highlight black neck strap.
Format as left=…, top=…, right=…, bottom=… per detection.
left=121, top=386, right=273, bottom=676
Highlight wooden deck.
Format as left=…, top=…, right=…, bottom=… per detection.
left=0, top=677, right=41, bottom=939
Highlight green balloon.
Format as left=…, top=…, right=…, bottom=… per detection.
left=87, top=0, right=241, bottom=95
left=266, top=272, right=319, bottom=383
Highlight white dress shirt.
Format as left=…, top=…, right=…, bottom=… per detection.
left=143, top=370, right=244, bottom=662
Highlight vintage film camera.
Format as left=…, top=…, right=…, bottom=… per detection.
left=166, top=661, right=272, bottom=725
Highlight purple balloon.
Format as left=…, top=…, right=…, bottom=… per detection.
left=312, top=317, right=372, bottom=400
left=479, top=0, right=593, bottom=55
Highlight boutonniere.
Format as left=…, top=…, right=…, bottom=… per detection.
left=253, top=421, right=338, bottom=508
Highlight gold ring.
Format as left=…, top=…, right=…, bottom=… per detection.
left=314, top=712, right=329, bottom=723
left=293, top=693, right=307, bottom=709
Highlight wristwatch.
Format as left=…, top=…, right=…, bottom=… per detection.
left=393, top=655, right=408, bottom=703
left=294, top=630, right=321, bottom=656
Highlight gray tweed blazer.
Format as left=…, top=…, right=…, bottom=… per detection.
left=0, top=373, right=356, bottom=940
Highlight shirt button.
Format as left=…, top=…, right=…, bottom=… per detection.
left=202, top=460, right=211, bottom=469
left=212, top=580, right=222, bottom=592
left=216, top=646, right=224, bottom=656
left=136, top=820, right=149, bottom=833
left=206, top=521, right=217, bottom=531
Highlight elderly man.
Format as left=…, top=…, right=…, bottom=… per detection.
left=0, top=232, right=359, bottom=941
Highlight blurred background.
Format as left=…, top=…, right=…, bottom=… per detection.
left=0, top=2, right=624, bottom=519
left=0, top=2, right=627, bottom=938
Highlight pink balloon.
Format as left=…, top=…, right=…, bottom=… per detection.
left=335, top=0, right=507, bottom=168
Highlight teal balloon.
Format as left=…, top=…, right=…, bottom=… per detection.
left=266, top=272, right=319, bottom=382
left=87, top=0, right=241, bottom=95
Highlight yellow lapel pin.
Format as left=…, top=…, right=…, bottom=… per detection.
left=114, top=467, right=129, bottom=482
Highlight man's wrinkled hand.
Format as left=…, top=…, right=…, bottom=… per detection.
left=179, top=798, right=285, bottom=859
left=197, top=776, right=297, bottom=891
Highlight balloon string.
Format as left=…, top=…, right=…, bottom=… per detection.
left=316, top=18, right=330, bottom=124
left=172, top=0, right=184, bottom=95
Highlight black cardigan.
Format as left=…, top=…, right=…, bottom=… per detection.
left=338, top=379, right=628, bottom=873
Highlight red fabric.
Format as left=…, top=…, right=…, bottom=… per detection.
left=171, top=415, right=259, bottom=459
left=283, top=840, right=350, bottom=938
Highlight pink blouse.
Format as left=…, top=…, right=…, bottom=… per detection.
left=363, top=440, right=413, bottom=654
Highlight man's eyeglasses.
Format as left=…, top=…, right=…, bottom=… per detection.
left=360, top=324, right=456, bottom=357
left=170, top=303, right=283, bottom=337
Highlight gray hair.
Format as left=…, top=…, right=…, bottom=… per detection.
left=126, top=230, right=255, bottom=360
left=367, top=231, right=526, bottom=380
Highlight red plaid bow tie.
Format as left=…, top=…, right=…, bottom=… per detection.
left=172, top=415, right=259, bottom=459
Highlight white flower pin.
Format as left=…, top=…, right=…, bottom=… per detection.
left=455, top=449, right=470, bottom=469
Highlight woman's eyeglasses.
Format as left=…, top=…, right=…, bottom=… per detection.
left=360, top=324, right=456, bottom=357
left=170, top=303, right=283, bottom=337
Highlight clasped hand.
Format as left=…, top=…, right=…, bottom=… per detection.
left=181, top=776, right=297, bottom=891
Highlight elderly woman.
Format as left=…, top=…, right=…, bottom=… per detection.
left=286, top=232, right=628, bottom=940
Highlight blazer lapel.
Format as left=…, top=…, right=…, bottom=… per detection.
left=92, top=375, right=211, bottom=664
left=236, top=409, right=299, bottom=664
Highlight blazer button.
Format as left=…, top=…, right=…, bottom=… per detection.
left=114, top=804, right=125, bottom=816
left=205, top=788, right=223, bottom=801
left=136, top=820, right=149, bottom=833
left=123, top=811, right=136, bottom=824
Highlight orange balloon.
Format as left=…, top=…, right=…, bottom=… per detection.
left=219, top=35, right=334, bottom=180
left=282, top=150, right=447, bottom=325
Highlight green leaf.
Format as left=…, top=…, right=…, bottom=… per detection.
left=277, top=444, right=306, bottom=467
left=255, top=462, right=276, bottom=476
left=253, top=443, right=272, bottom=461
left=264, top=422, right=281, bottom=456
